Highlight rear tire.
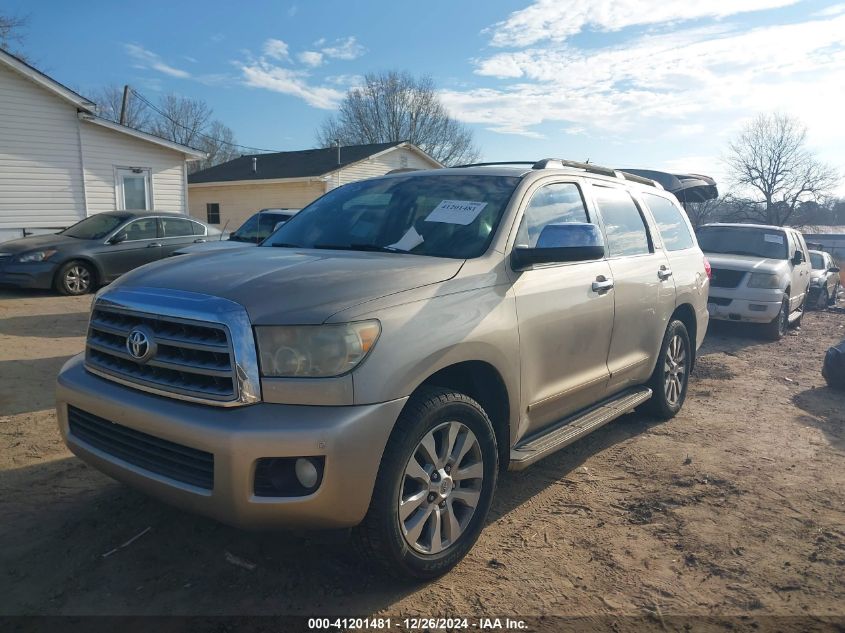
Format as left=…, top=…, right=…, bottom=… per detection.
left=54, top=260, right=95, bottom=296
left=643, top=319, right=691, bottom=420
left=353, top=387, right=498, bottom=580
left=763, top=294, right=789, bottom=341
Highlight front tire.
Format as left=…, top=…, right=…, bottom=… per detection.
left=816, top=287, right=829, bottom=310
left=763, top=294, right=789, bottom=341
left=54, top=261, right=95, bottom=296
left=643, top=319, right=691, bottom=419
left=353, top=387, right=498, bottom=580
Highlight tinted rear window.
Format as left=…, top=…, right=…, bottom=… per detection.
left=644, top=194, right=695, bottom=251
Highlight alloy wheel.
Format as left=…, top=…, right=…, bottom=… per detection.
left=65, top=266, right=91, bottom=294
left=663, top=333, right=687, bottom=406
left=398, top=421, right=484, bottom=555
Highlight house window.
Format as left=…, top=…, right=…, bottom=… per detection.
left=206, top=203, right=221, bottom=224
left=116, top=168, right=151, bottom=210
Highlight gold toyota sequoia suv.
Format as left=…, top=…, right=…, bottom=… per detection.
left=57, top=159, right=714, bottom=579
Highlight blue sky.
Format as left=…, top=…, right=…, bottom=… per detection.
left=10, top=0, right=845, bottom=190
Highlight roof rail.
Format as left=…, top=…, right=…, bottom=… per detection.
left=452, top=158, right=663, bottom=189
left=451, top=161, right=537, bottom=168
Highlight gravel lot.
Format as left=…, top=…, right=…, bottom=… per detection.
left=1, top=287, right=843, bottom=629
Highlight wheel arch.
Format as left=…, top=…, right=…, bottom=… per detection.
left=53, top=256, right=103, bottom=288
left=411, top=360, right=512, bottom=471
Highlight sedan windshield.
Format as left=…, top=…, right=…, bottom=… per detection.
left=697, top=227, right=788, bottom=260
left=61, top=213, right=130, bottom=240
left=262, top=174, right=520, bottom=259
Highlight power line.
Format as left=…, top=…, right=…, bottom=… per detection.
left=130, top=88, right=283, bottom=154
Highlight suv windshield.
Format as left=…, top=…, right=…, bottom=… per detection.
left=697, top=226, right=788, bottom=260
left=61, top=213, right=130, bottom=240
left=262, top=174, right=520, bottom=259
left=231, top=213, right=291, bottom=243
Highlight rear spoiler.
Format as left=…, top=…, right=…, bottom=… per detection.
left=619, top=169, right=718, bottom=204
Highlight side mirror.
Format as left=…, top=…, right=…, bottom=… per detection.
left=511, top=222, right=605, bottom=271
left=109, top=232, right=127, bottom=244
left=830, top=266, right=841, bottom=274
left=791, top=251, right=804, bottom=265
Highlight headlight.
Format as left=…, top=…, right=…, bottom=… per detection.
left=255, top=320, right=381, bottom=378
left=15, top=249, right=57, bottom=263
left=747, top=273, right=782, bottom=289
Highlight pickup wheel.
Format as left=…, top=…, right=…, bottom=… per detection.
left=353, top=387, right=498, bottom=580
left=643, top=319, right=691, bottom=420
left=816, top=286, right=829, bottom=310
left=763, top=294, right=789, bottom=341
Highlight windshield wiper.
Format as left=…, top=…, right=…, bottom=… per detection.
left=269, top=242, right=303, bottom=248
left=312, top=243, right=404, bottom=253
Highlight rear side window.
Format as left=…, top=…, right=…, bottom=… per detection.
left=160, top=217, right=195, bottom=237
left=644, top=194, right=695, bottom=251
left=515, top=183, right=590, bottom=248
left=593, top=186, right=651, bottom=257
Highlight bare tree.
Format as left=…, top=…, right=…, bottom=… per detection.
left=725, top=113, right=839, bottom=226
left=0, top=12, right=28, bottom=61
left=685, top=196, right=725, bottom=228
left=316, top=71, right=479, bottom=166
left=88, top=85, right=151, bottom=131
left=192, top=120, right=240, bottom=173
left=149, top=94, right=213, bottom=148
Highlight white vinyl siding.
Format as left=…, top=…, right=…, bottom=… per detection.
left=334, top=147, right=437, bottom=188
left=0, top=62, right=85, bottom=229
left=80, top=122, right=186, bottom=214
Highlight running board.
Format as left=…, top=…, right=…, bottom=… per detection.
left=788, top=309, right=804, bottom=325
left=508, top=387, right=653, bottom=471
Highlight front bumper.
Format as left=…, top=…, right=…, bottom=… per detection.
left=56, top=354, right=406, bottom=529
left=0, top=261, right=57, bottom=289
left=707, top=287, right=782, bottom=323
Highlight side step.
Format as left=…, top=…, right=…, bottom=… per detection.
left=509, top=386, right=652, bottom=471
left=788, top=309, right=803, bottom=325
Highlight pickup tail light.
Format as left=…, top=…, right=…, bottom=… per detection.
left=703, top=256, right=712, bottom=280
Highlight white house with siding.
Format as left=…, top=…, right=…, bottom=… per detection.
left=0, top=48, right=204, bottom=244
left=188, top=141, right=441, bottom=229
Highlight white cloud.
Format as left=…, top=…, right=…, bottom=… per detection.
left=488, top=0, right=801, bottom=47
left=125, top=44, right=191, bottom=79
left=813, top=2, right=845, bottom=16
left=321, top=36, right=365, bottom=60
left=443, top=14, right=845, bottom=142
left=239, top=61, right=343, bottom=109
left=263, top=38, right=290, bottom=60
left=298, top=51, right=324, bottom=67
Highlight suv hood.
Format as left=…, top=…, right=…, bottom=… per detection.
left=173, top=239, right=255, bottom=255
left=704, top=253, right=789, bottom=274
left=0, top=233, right=78, bottom=254
left=112, top=247, right=464, bottom=324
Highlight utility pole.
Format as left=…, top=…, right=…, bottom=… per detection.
left=119, top=85, right=130, bottom=125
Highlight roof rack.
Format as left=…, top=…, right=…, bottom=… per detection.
left=453, top=158, right=663, bottom=189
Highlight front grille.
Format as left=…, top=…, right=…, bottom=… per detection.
left=68, top=406, right=214, bottom=489
left=85, top=304, right=237, bottom=403
left=710, top=268, right=746, bottom=288
left=708, top=296, right=733, bottom=306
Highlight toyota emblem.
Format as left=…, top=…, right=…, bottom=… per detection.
left=126, top=326, right=156, bottom=363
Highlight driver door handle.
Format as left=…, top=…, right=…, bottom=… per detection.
left=194, top=238, right=207, bottom=243
left=658, top=266, right=673, bottom=280
left=147, top=242, right=162, bottom=248
left=592, top=277, right=614, bottom=293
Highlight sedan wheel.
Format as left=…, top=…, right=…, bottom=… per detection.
left=55, top=261, right=95, bottom=296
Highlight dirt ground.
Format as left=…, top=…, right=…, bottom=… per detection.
left=0, top=287, right=843, bottom=629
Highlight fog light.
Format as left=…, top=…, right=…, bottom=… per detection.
left=295, top=457, right=319, bottom=489
left=254, top=456, right=325, bottom=497
left=749, top=304, right=767, bottom=312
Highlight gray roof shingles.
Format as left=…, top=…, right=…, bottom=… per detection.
left=188, top=141, right=404, bottom=184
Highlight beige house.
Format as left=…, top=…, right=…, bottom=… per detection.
left=0, top=48, right=204, bottom=244
left=188, top=141, right=441, bottom=229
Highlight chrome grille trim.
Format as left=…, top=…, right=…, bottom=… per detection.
left=84, top=286, right=261, bottom=407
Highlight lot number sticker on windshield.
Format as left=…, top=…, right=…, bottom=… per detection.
left=764, top=233, right=784, bottom=244
left=425, top=200, right=487, bottom=225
